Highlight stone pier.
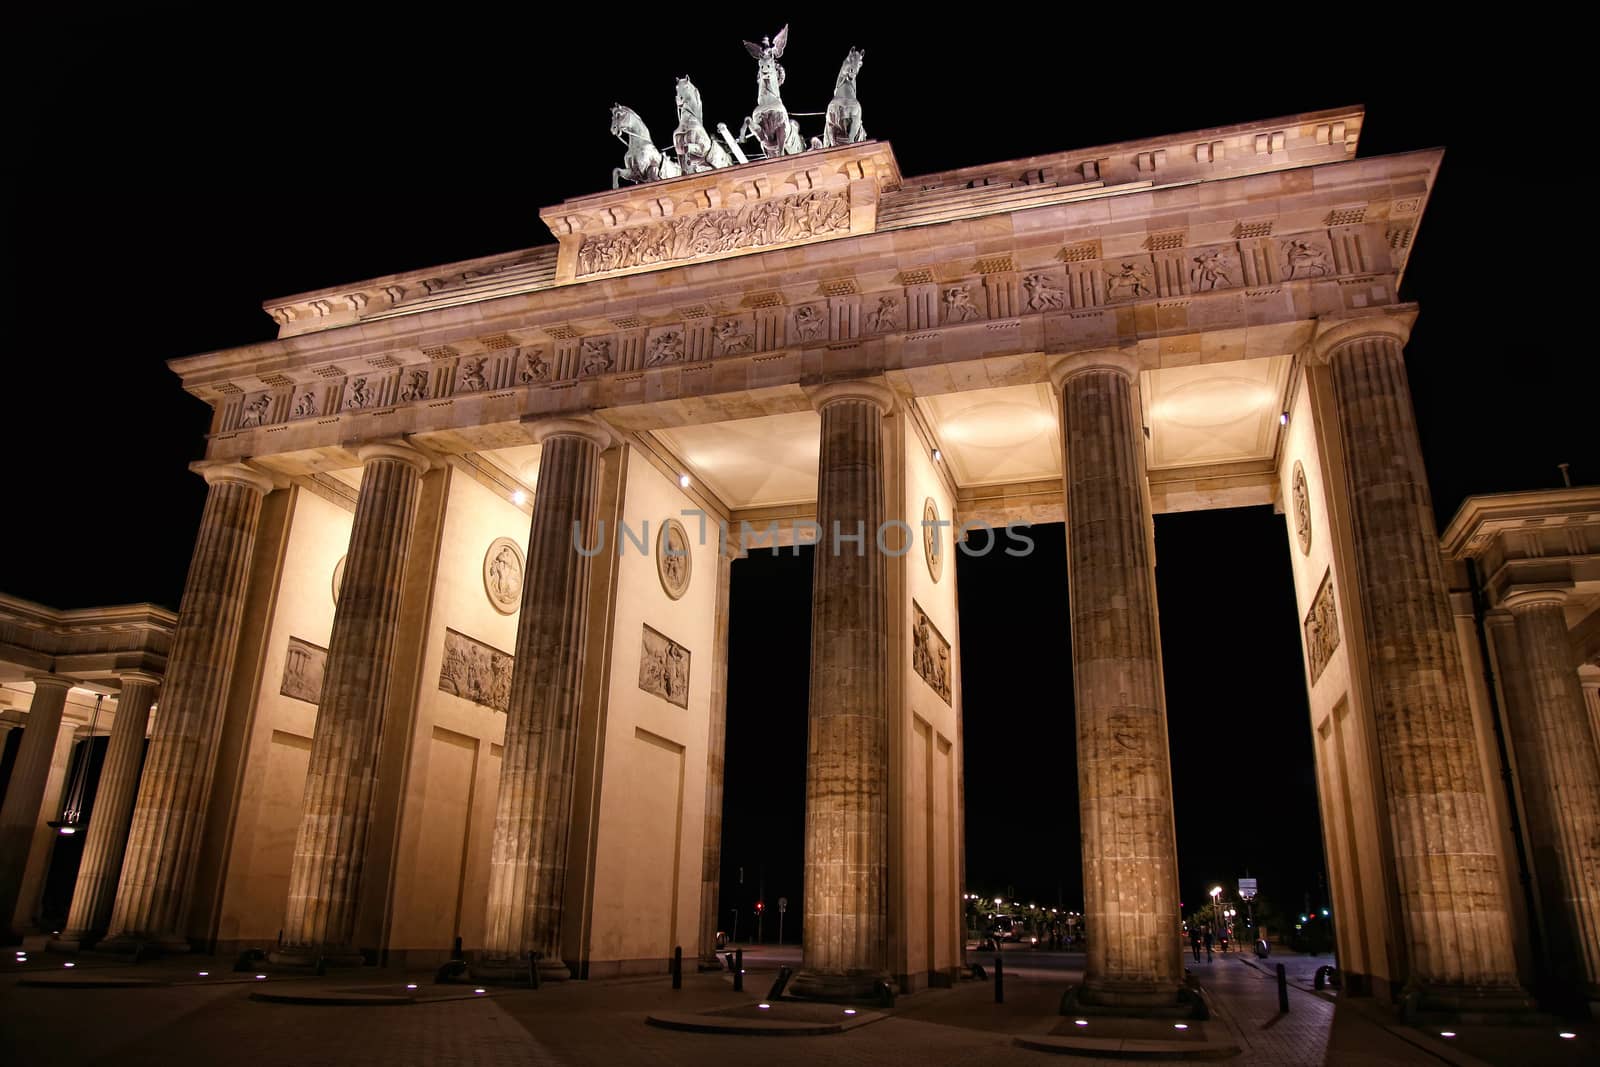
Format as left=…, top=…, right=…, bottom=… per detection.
left=696, top=540, right=737, bottom=971
left=0, top=675, right=73, bottom=936
left=56, top=673, right=160, bottom=947
left=792, top=381, right=894, bottom=1000
left=101, top=462, right=273, bottom=951
left=1313, top=317, right=1527, bottom=1009
left=1053, top=351, right=1185, bottom=1009
left=1502, top=588, right=1600, bottom=1002
left=275, top=441, right=431, bottom=965
left=480, top=418, right=612, bottom=981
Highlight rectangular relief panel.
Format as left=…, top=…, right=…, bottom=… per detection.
left=280, top=636, right=327, bottom=704
left=1304, top=570, right=1340, bottom=684
left=638, top=624, right=691, bottom=709
left=912, top=601, right=952, bottom=704
left=438, top=628, right=513, bottom=713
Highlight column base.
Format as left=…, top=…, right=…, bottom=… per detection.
left=266, top=946, right=367, bottom=969
left=95, top=933, right=193, bottom=957
left=470, top=955, right=571, bottom=985
left=1062, top=976, right=1210, bottom=1020
left=1400, top=982, right=1544, bottom=1024
left=788, top=970, right=895, bottom=1004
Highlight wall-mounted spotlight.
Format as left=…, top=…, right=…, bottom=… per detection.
left=512, top=489, right=528, bottom=506
left=932, top=448, right=942, bottom=462
left=678, top=473, right=691, bottom=489
left=1279, top=411, right=1289, bottom=426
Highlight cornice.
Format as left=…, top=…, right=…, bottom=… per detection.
left=1441, top=486, right=1600, bottom=559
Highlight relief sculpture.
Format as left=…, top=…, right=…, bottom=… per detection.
left=438, top=628, right=513, bottom=713
left=912, top=601, right=952, bottom=705
left=1292, top=461, right=1312, bottom=555
left=280, top=636, right=327, bottom=704
left=1303, top=571, right=1340, bottom=684
left=638, top=623, right=691, bottom=708
left=575, top=189, right=851, bottom=277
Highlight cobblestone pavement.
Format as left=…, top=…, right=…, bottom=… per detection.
left=0, top=947, right=1594, bottom=1065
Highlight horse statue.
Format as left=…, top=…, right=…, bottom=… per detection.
left=822, top=47, right=866, bottom=147
left=610, top=104, right=681, bottom=188
left=672, top=77, right=732, bottom=174
left=738, top=25, right=805, bottom=158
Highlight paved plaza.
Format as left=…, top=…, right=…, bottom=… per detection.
left=2, top=945, right=1593, bottom=1065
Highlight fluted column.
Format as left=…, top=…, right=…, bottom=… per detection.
left=0, top=675, right=74, bottom=935
left=102, top=462, right=273, bottom=951
left=481, top=417, right=612, bottom=979
left=1053, top=351, right=1184, bottom=1007
left=697, top=540, right=738, bottom=969
left=57, top=673, right=159, bottom=947
left=273, top=441, right=430, bottom=964
left=1311, top=315, right=1525, bottom=1003
left=793, top=380, right=893, bottom=999
left=1502, top=589, right=1600, bottom=999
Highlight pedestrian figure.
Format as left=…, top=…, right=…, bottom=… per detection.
left=1190, top=926, right=1202, bottom=962
left=1203, top=927, right=1214, bottom=962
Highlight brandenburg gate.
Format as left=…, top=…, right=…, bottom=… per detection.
left=21, top=49, right=1599, bottom=1016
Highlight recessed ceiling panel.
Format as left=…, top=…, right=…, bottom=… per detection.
left=654, top=411, right=821, bottom=509
left=915, top=383, right=1061, bottom=488
left=1142, top=355, right=1289, bottom=470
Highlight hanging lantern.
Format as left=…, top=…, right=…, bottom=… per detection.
left=48, top=694, right=103, bottom=836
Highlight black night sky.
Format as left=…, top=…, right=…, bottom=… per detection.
left=5, top=15, right=1593, bottom=937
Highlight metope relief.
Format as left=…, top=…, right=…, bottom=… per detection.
left=281, top=637, right=327, bottom=704
left=942, top=284, right=980, bottom=322
left=657, top=518, right=692, bottom=600
left=1106, top=261, right=1154, bottom=301
left=1303, top=571, right=1340, bottom=684
left=864, top=294, right=902, bottom=333
left=483, top=536, right=525, bottom=615
left=638, top=623, right=691, bottom=708
left=580, top=338, right=614, bottom=376
left=792, top=303, right=826, bottom=342
left=1281, top=238, right=1331, bottom=279
left=1022, top=273, right=1065, bottom=311
left=439, top=628, right=513, bottom=713
left=1292, top=461, right=1312, bottom=555
left=912, top=601, right=952, bottom=704
left=645, top=329, right=685, bottom=366
left=1189, top=247, right=1236, bottom=291
left=575, top=188, right=851, bottom=277
left=714, top=318, right=754, bottom=356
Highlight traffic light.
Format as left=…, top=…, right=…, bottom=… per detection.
left=755, top=900, right=765, bottom=914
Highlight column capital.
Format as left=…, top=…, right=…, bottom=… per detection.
left=1502, top=584, right=1573, bottom=612
left=196, top=461, right=275, bottom=495
left=804, top=378, right=896, bottom=415
left=116, top=670, right=163, bottom=690
left=522, top=415, right=616, bottom=450
left=1303, top=307, right=1417, bottom=365
left=355, top=438, right=434, bottom=473
left=26, top=673, right=75, bottom=693
left=1048, top=348, right=1139, bottom=392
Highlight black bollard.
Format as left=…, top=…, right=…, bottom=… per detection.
left=733, top=948, right=744, bottom=992
left=1276, top=963, right=1289, bottom=1013
left=530, top=951, right=542, bottom=990
left=451, top=936, right=464, bottom=961
left=672, top=945, right=683, bottom=989
left=994, top=953, right=1004, bottom=1004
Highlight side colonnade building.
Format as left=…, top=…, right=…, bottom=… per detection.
left=7, top=106, right=1598, bottom=1012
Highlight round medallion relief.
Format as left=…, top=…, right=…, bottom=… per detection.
left=656, top=518, right=692, bottom=600
left=332, top=555, right=346, bottom=606
left=483, top=537, right=525, bottom=615
left=922, top=497, right=944, bottom=583
left=1291, top=461, right=1312, bottom=555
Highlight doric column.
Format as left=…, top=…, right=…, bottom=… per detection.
left=1310, top=314, right=1526, bottom=1003
left=1052, top=350, right=1184, bottom=1007
left=1502, top=588, right=1600, bottom=1000
left=57, top=673, right=159, bottom=947
left=0, top=675, right=74, bottom=935
left=697, top=540, right=738, bottom=970
left=275, top=441, right=431, bottom=964
left=481, top=417, right=612, bottom=980
left=102, top=462, right=273, bottom=951
left=792, top=380, right=894, bottom=999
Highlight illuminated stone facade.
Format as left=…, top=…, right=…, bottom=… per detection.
left=4, top=106, right=1596, bottom=1012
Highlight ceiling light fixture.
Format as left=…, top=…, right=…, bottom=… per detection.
left=512, top=489, right=527, bottom=506
left=678, top=473, right=691, bottom=489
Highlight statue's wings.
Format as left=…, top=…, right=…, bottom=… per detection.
left=744, top=39, right=765, bottom=59
left=772, top=24, right=789, bottom=57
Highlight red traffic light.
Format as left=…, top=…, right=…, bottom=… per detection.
left=755, top=901, right=765, bottom=913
